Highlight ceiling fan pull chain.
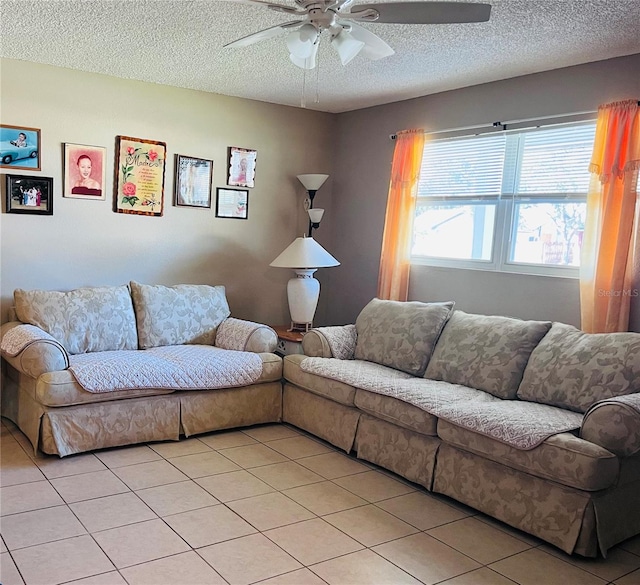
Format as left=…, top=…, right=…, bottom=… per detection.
left=315, top=47, right=320, bottom=104
left=301, top=66, right=307, bottom=108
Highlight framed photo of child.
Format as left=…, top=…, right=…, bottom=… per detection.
left=0, top=124, right=41, bottom=171
left=227, top=146, right=256, bottom=188
left=63, top=143, right=107, bottom=200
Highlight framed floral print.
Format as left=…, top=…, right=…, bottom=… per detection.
left=114, top=136, right=166, bottom=216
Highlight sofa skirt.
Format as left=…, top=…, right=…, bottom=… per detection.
left=433, top=443, right=599, bottom=556
left=283, top=383, right=360, bottom=452
left=355, top=413, right=440, bottom=491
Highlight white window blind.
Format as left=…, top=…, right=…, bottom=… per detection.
left=418, top=134, right=506, bottom=200
left=515, top=124, right=596, bottom=196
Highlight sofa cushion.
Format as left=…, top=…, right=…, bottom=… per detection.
left=130, top=281, right=230, bottom=349
left=353, top=388, right=438, bottom=436
left=517, top=323, right=640, bottom=413
left=354, top=298, right=454, bottom=376
left=14, top=285, right=138, bottom=354
left=283, top=354, right=359, bottom=406
left=438, top=420, right=619, bottom=492
left=425, top=311, right=551, bottom=399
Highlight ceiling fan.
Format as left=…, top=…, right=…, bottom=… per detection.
left=224, top=0, right=491, bottom=69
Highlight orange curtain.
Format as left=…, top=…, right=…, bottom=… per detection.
left=377, top=129, right=425, bottom=301
left=580, top=99, right=640, bottom=332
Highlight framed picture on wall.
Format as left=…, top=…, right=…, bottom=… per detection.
left=227, top=146, right=256, bottom=188
left=114, top=135, right=166, bottom=216
left=0, top=124, right=41, bottom=171
left=216, top=187, right=248, bottom=219
left=174, top=154, right=213, bottom=208
left=5, top=174, right=53, bottom=215
left=63, top=143, right=107, bottom=200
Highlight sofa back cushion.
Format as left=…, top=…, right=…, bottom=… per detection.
left=14, top=285, right=138, bottom=354
left=354, top=298, right=454, bottom=376
left=130, top=281, right=230, bottom=349
left=424, top=311, right=552, bottom=399
left=517, top=323, right=640, bottom=413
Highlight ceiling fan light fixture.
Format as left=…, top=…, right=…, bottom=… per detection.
left=286, top=23, right=318, bottom=58
left=290, top=40, right=319, bottom=69
left=347, top=22, right=395, bottom=60
left=331, top=30, right=365, bottom=66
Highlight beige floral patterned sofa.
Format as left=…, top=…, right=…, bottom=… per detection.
left=0, top=282, right=282, bottom=457
left=281, top=298, right=640, bottom=557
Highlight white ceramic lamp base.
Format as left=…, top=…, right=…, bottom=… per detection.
left=287, top=269, right=319, bottom=331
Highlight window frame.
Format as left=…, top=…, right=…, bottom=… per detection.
left=410, top=120, right=596, bottom=278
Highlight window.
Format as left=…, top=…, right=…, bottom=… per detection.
left=411, top=121, right=596, bottom=276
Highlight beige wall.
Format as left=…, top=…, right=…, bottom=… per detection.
left=0, top=59, right=336, bottom=326
left=327, top=54, right=640, bottom=331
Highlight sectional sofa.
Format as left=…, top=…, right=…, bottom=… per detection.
left=281, top=299, right=640, bottom=558
left=0, top=283, right=282, bottom=457
left=1, top=288, right=639, bottom=558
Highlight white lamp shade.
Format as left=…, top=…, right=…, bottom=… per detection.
left=331, top=30, right=365, bottom=65
left=286, top=24, right=318, bottom=58
left=348, top=23, right=395, bottom=60
left=290, top=42, right=318, bottom=70
left=270, top=236, right=339, bottom=269
left=297, top=174, right=329, bottom=191
left=308, top=208, right=325, bottom=223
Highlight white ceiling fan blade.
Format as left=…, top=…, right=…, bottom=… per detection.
left=220, top=0, right=304, bottom=16
left=344, top=22, right=395, bottom=60
left=224, top=21, right=303, bottom=49
left=348, top=2, right=491, bottom=24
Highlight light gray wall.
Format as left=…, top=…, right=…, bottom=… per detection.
left=327, top=54, right=640, bottom=331
left=0, top=59, right=336, bottom=327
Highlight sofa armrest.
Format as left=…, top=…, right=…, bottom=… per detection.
left=302, top=325, right=357, bottom=359
left=580, top=394, right=640, bottom=457
left=1, top=322, right=69, bottom=378
left=215, top=317, right=277, bottom=353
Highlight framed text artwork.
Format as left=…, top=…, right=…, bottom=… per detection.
left=5, top=174, right=53, bottom=215
left=0, top=124, right=41, bottom=171
left=63, top=143, right=107, bottom=200
left=227, top=146, right=256, bottom=188
left=114, top=136, right=166, bottom=216
left=174, top=154, right=213, bottom=208
left=216, top=187, right=248, bottom=219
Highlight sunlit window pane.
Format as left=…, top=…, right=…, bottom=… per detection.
left=412, top=204, right=496, bottom=261
left=510, top=202, right=586, bottom=266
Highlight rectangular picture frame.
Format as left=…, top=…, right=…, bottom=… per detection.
left=174, top=154, right=213, bottom=208
left=114, top=135, right=166, bottom=216
left=63, top=143, right=107, bottom=200
left=216, top=187, right=249, bottom=219
left=5, top=174, right=53, bottom=215
left=0, top=124, right=41, bottom=171
left=227, top=146, right=257, bottom=188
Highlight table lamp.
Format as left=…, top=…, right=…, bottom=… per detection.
left=270, top=235, right=340, bottom=332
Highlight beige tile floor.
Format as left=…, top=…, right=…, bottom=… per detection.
left=1, top=417, right=640, bottom=585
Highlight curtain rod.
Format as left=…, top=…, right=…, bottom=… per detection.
left=389, top=110, right=597, bottom=140
left=389, top=102, right=640, bottom=140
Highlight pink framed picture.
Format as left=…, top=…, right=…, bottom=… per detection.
left=63, top=143, right=107, bottom=200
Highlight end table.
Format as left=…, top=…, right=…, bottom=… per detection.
left=273, top=326, right=304, bottom=357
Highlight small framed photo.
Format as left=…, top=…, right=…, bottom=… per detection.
left=5, top=174, right=53, bottom=215
left=227, top=146, right=256, bottom=188
left=0, top=124, right=41, bottom=171
left=63, top=143, right=107, bottom=200
left=175, top=154, right=213, bottom=208
left=216, top=187, right=248, bottom=219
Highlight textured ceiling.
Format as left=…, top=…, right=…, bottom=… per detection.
left=1, top=0, right=639, bottom=113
